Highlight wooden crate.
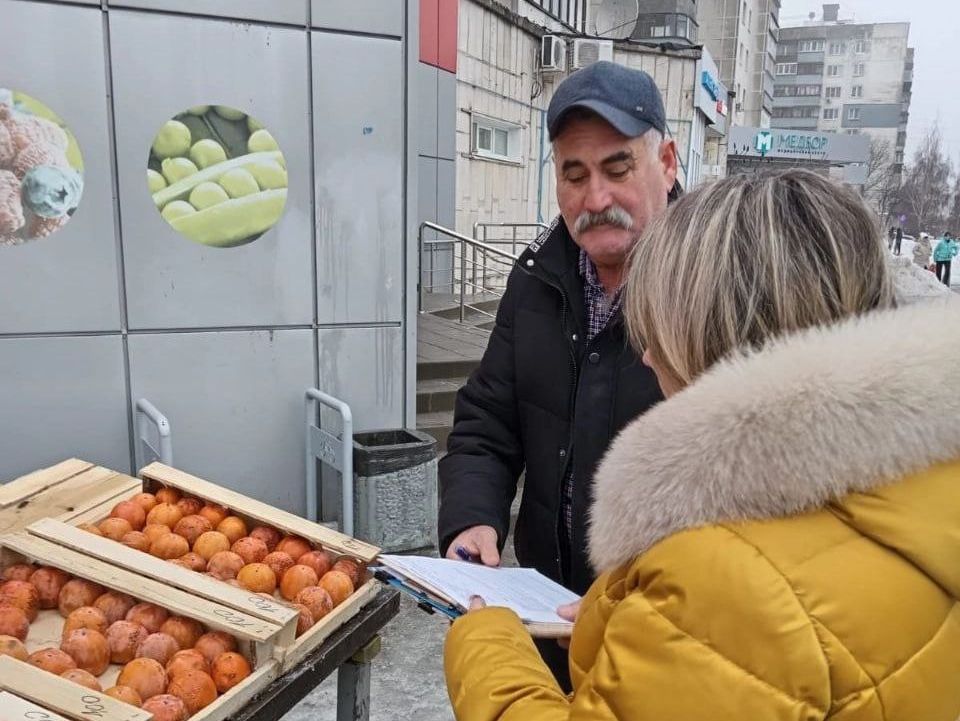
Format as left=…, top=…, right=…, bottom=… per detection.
left=0, top=531, right=283, bottom=721
left=0, top=690, right=74, bottom=721
left=44, top=462, right=383, bottom=671
left=0, top=460, right=141, bottom=536
left=0, top=660, right=151, bottom=721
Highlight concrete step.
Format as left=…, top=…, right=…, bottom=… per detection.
left=417, top=410, right=453, bottom=451
left=417, top=358, right=480, bottom=381
left=416, top=377, right=464, bottom=414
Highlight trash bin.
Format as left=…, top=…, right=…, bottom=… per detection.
left=352, top=429, right=437, bottom=552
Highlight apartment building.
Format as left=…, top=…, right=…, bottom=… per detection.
left=698, top=0, right=782, bottom=128
left=772, top=4, right=912, bottom=178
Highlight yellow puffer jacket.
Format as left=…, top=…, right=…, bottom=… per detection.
left=445, top=299, right=960, bottom=720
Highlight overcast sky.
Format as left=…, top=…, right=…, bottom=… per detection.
left=779, top=0, right=956, bottom=163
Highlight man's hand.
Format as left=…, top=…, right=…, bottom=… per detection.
left=556, top=600, right=581, bottom=649
left=445, top=525, right=500, bottom=566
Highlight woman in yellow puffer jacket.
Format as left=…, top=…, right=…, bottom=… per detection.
left=444, top=169, right=960, bottom=720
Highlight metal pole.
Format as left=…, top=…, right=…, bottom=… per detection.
left=459, top=240, right=466, bottom=323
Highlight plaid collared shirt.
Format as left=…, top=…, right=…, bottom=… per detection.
left=562, top=251, right=625, bottom=545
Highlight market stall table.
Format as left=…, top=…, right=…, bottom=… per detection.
left=0, top=460, right=401, bottom=721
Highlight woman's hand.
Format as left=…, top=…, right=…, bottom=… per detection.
left=468, top=595, right=486, bottom=611
left=556, top=600, right=581, bottom=649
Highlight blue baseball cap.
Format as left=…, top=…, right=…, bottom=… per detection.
left=547, top=61, right=667, bottom=141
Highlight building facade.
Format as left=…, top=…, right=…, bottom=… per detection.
left=1, top=0, right=422, bottom=516
left=772, top=4, right=912, bottom=186
left=451, top=0, right=726, bottom=238
left=698, top=0, right=781, bottom=129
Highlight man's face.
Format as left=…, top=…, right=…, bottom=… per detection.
left=553, top=115, right=677, bottom=269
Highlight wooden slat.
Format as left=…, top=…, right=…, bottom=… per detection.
left=0, top=657, right=152, bottom=721
left=0, top=533, right=280, bottom=663
left=0, top=459, right=94, bottom=508
left=29, top=518, right=298, bottom=645
left=0, top=690, right=74, bottom=721
left=277, top=577, right=381, bottom=671
left=0, top=468, right=138, bottom=536
left=139, top=463, right=380, bottom=562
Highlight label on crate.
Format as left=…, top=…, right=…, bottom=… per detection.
left=0, top=692, right=72, bottom=721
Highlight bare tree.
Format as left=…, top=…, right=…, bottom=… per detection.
left=947, top=173, right=960, bottom=233
left=898, top=126, right=953, bottom=235
left=862, top=137, right=900, bottom=223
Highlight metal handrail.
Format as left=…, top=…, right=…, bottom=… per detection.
left=418, top=221, right=520, bottom=321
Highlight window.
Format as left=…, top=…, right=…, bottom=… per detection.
left=828, top=41, right=846, bottom=55
left=847, top=107, right=861, bottom=120
left=854, top=40, right=871, bottom=53
left=823, top=108, right=839, bottom=119
left=826, top=86, right=841, bottom=98
left=772, top=106, right=820, bottom=119
left=775, top=84, right=820, bottom=97
left=749, top=9, right=753, bottom=28
left=776, top=63, right=798, bottom=75
left=472, top=116, right=521, bottom=162
left=636, top=13, right=698, bottom=41
left=797, top=63, right=824, bottom=75
left=527, top=0, right=587, bottom=32
left=851, top=85, right=863, bottom=98
left=827, top=64, right=842, bottom=77
left=799, top=40, right=824, bottom=52
left=853, top=63, right=865, bottom=77
left=742, top=1, right=747, bottom=23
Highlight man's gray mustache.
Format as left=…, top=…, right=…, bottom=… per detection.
left=574, top=206, right=634, bottom=235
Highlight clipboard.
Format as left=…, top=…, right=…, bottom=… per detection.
left=373, top=568, right=463, bottom=621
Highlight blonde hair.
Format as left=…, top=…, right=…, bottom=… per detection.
left=625, top=169, right=895, bottom=385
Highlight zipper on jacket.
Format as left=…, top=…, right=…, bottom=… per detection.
left=524, top=261, right=579, bottom=583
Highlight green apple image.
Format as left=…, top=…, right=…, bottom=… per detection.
left=247, top=160, right=287, bottom=190
left=189, top=181, right=230, bottom=210
left=248, top=129, right=279, bottom=153
left=152, top=120, right=191, bottom=159
left=247, top=116, right=264, bottom=133
left=186, top=105, right=210, bottom=116
left=147, top=169, right=167, bottom=194
left=218, top=168, right=260, bottom=198
left=161, top=157, right=199, bottom=184
left=214, top=105, right=246, bottom=121
left=161, top=200, right=196, bottom=223
left=190, top=139, right=227, bottom=169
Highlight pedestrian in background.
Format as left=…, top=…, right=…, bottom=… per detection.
left=933, top=231, right=958, bottom=286
left=894, top=226, right=903, bottom=255
left=888, top=225, right=896, bottom=249
left=913, top=232, right=932, bottom=269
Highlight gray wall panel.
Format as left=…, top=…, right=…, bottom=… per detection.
left=0, top=1, right=122, bottom=334
left=128, top=329, right=314, bottom=513
left=0, top=335, right=130, bottom=482
left=110, top=12, right=314, bottom=329
left=418, top=64, right=439, bottom=158
left=313, top=34, right=403, bottom=324
left=317, top=326, right=403, bottom=432
left=437, top=159, right=455, bottom=231
left=311, top=0, right=404, bottom=37
left=437, top=70, right=457, bottom=161
left=107, top=0, right=308, bottom=25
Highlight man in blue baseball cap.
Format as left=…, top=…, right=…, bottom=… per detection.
left=438, top=61, right=678, bottom=688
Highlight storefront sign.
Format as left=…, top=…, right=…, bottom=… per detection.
left=701, top=71, right=721, bottom=101
left=728, top=126, right=869, bottom=163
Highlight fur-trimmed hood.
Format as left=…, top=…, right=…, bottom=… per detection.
left=589, top=294, right=960, bottom=572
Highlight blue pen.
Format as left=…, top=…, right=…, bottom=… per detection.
left=455, top=545, right=479, bottom=563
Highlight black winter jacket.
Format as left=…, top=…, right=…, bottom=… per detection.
left=437, top=217, right=663, bottom=595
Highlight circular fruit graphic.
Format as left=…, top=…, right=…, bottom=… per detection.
left=147, top=105, right=287, bottom=248
left=0, top=89, right=84, bottom=246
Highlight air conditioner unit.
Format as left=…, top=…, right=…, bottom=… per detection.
left=540, top=35, right=566, bottom=73
left=571, top=38, right=614, bottom=70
